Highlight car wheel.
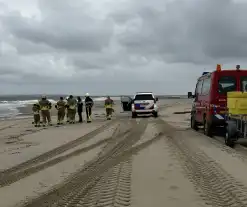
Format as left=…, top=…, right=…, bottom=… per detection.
left=132, top=112, right=137, bottom=118
left=153, top=112, right=158, bottom=118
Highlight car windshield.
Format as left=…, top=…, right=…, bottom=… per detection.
left=218, top=76, right=236, bottom=94
left=134, top=94, right=154, bottom=100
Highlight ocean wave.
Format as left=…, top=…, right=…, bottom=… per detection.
left=0, top=96, right=120, bottom=105
left=0, top=99, right=57, bottom=106
left=0, top=103, right=22, bottom=118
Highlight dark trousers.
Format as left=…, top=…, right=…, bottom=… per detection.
left=57, top=110, right=65, bottom=123
left=33, top=114, right=40, bottom=125
left=41, top=110, right=51, bottom=124
left=86, top=107, right=92, bottom=120
left=106, top=108, right=113, bottom=116
left=78, top=112, right=82, bottom=122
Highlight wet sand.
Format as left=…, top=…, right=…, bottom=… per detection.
left=1, top=99, right=247, bottom=207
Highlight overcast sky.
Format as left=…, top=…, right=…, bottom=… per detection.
left=0, top=0, right=246, bottom=95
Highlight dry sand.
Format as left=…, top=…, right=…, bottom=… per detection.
left=0, top=123, right=119, bottom=207
left=0, top=122, right=116, bottom=170
left=1, top=99, right=247, bottom=207
left=131, top=139, right=208, bottom=207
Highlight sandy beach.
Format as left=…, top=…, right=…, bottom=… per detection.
left=1, top=99, right=247, bottom=207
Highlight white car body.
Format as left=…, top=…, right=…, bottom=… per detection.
left=131, top=92, right=158, bottom=117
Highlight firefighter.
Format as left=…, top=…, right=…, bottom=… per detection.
left=85, top=93, right=94, bottom=123
left=105, top=96, right=114, bottom=120
left=77, top=96, right=83, bottom=123
left=39, top=95, right=52, bottom=127
left=66, top=95, right=77, bottom=124
left=65, top=96, right=69, bottom=123
left=32, top=103, right=41, bottom=127
left=55, top=97, right=66, bottom=125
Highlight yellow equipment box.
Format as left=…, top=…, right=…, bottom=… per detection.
left=227, top=92, right=247, bottom=115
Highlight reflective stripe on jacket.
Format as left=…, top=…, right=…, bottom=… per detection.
left=39, top=100, right=51, bottom=110
left=105, top=99, right=113, bottom=108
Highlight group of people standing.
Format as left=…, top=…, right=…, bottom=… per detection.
left=32, top=94, right=114, bottom=127
left=32, top=93, right=94, bottom=127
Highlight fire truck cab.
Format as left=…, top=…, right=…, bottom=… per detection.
left=188, top=64, right=247, bottom=137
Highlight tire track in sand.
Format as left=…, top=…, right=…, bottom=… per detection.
left=156, top=118, right=247, bottom=207
left=63, top=159, right=132, bottom=207
left=20, top=118, right=148, bottom=207
left=0, top=119, right=118, bottom=186
left=0, top=132, right=129, bottom=187
left=0, top=124, right=17, bottom=132
left=75, top=120, right=166, bottom=207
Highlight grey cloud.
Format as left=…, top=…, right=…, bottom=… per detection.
left=66, top=49, right=154, bottom=72
left=0, top=54, right=27, bottom=74
left=1, top=0, right=114, bottom=52
left=1, top=0, right=247, bottom=95
left=5, top=36, right=54, bottom=55
left=70, top=52, right=119, bottom=71
left=0, top=68, right=17, bottom=75
left=111, top=0, right=247, bottom=64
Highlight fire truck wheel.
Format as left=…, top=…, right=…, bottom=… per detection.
left=203, top=117, right=213, bottom=137
left=225, top=121, right=237, bottom=148
left=191, top=114, right=198, bottom=131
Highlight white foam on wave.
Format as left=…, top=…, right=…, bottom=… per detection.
left=0, top=103, right=22, bottom=118
left=0, top=99, right=56, bottom=118
left=0, top=99, right=57, bottom=106
left=91, top=96, right=120, bottom=102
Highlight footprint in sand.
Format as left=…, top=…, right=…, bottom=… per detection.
left=169, top=185, right=179, bottom=190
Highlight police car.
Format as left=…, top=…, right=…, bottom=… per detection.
left=131, top=92, right=158, bottom=118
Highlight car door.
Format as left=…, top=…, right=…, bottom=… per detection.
left=120, top=96, right=133, bottom=111
left=195, top=79, right=203, bottom=122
